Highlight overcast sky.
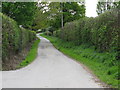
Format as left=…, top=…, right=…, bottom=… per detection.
left=85, top=0, right=98, bottom=17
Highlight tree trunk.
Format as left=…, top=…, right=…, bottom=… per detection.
left=60, top=2, right=64, bottom=28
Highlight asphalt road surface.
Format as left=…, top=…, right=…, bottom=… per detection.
left=2, top=34, right=104, bottom=88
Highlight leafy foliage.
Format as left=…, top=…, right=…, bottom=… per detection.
left=1, top=13, right=36, bottom=63
left=50, top=2, right=85, bottom=29
left=57, top=9, right=119, bottom=53
left=2, top=2, right=37, bottom=27
left=62, top=2, right=85, bottom=24
left=96, top=1, right=120, bottom=15
left=32, top=8, right=50, bottom=30
left=34, top=2, right=85, bottom=32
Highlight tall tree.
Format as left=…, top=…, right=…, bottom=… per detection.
left=48, top=2, right=85, bottom=30
left=62, top=2, right=85, bottom=25
left=33, top=2, right=85, bottom=32
left=32, top=7, right=50, bottom=30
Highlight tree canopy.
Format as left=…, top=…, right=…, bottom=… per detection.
left=34, top=2, right=85, bottom=32
left=96, top=1, right=120, bottom=15
left=2, top=2, right=37, bottom=27
left=49, top=2, right=85, bottom=29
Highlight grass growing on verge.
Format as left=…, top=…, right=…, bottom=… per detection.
left=19, top=38, right=40, bottom=67
left=40, top=34, right=119, bottom=88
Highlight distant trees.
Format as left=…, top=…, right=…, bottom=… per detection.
left=2, top=2, right=37, bottom=27
left=97, top=1, right=120, bottom=15
left=49, top=2, right=85, bottom=29
left=33, top=2, right=85, bottom=32
left=62, top=2, right=85, bottom=26
left=32, top=8, right=50, bottom=30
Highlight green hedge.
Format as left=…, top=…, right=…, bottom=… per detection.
left=53, top=30, right=61, bottom=37
left=1, top=13, right=36, bottom=62
left=59, top=9, right=119, bottom=52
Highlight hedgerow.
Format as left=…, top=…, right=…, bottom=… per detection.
left=1, top=13, right=36, bottom=63
left=52, top=9, right=119, bottom=70
left=58, top=9, right=119, bottom=53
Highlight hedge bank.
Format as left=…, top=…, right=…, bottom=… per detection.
left=1, top=13, right=36, bottom=65
left=54, top=9, right=119, bottom=53
left=52, top=9, right=119, bottom=73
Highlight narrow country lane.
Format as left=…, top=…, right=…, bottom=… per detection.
left=2, top=34, right=104, bottom=88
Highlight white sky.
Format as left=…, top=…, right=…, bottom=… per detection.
left=85, top=0, right=98, bottom=17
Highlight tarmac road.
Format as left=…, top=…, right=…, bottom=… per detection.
left=2, top=34, right=104, bottom=88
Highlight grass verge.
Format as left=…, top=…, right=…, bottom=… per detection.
left=40, top=34, right=119, bottom=88
left=18, top=38, right=40, bottom=68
